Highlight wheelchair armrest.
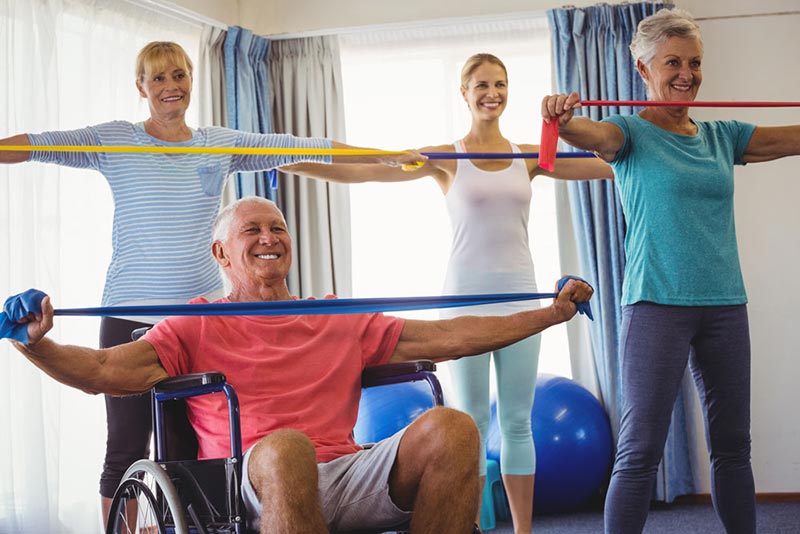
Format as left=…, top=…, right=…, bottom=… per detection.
left=131, top=326, right=150, bottom=341
left=154, top=372, right=227, bottom=393
left=361, top=360, right=436, bottom=388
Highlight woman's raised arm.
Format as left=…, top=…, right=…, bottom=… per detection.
left=541, top=92, right=624, bottom=162
left=0, top=134, right=32, bottom=164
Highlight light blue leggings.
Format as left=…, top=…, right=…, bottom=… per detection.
left=448, top=334, right=541, bottom=476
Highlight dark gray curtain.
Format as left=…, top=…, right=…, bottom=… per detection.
left=269, top=36, right=351, bottom=298
left=197, top=26, right=235, bottom=205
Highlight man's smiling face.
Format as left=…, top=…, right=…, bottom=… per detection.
left=214, top=200, right=293, bottom=290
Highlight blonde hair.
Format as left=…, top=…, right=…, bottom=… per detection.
left=135, top=41, right=193, bottom=82
left=460, top=53, right=508, bottom=89
left=630, top=8, right=703, bottom=66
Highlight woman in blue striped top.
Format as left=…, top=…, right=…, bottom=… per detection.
left=0, top=40, right=420, bottom=525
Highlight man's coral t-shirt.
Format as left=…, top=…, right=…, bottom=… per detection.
left=143, top=296, right=405, bottom=462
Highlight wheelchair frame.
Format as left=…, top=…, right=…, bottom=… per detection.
left=106, top=360, right=444, bottom=534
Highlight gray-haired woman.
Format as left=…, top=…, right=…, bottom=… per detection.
left=542, top=8, right=800, bottom=534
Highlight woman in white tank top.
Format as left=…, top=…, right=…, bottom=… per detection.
left=286, top=53, right=613, bottom=533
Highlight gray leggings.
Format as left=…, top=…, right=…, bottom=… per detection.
left=604, top=303, right=755, bottom=534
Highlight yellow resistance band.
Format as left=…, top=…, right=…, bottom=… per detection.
left=0, top=145, right=408, bottom=156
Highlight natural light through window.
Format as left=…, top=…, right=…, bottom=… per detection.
left=339, top=17, right=573, bottom=380
left=0, top=3, right=202, bottom=528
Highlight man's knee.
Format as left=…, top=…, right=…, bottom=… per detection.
left=245, top=430, right=328, bottom=532
left=389, top=408, right=481, bottom=512
left=248, top=429, right=317, bottom=492
left=408, top=406, right=480, bottom=461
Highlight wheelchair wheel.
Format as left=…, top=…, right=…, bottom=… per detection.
left=107, top=459, right=189, bottom=534
left=107, top=478, right=165, bottom=534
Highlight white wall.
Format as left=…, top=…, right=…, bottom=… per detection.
left=167, top=0, right=240, bottom=26
left=682, top=0, right=799, bottom=19
left=170, top=0, right=800, bottom=33
left=238, top=0, right=601, bottom=36
left=168, top=0, right=800, bottom=495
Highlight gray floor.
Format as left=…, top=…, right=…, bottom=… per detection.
left=487, top=502, right=800, bottom=533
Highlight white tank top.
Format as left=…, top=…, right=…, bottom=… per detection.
left=440, top=140, right=539, bottom=318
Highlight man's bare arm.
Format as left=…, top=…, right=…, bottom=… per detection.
left=10, top=296, right=168, bottom=395
left=389, top=279, right=592, bottom=363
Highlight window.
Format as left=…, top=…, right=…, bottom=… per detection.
left=339, top=17, right=572, bottom=380
left=0, top=2, right=202, bottom=529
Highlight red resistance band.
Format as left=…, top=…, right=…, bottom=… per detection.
left=536, top=100, right=800, bottom=171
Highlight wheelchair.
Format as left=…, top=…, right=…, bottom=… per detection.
left=106, top=329, right=446, bottom=534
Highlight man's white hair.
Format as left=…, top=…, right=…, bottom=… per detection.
left=212, top=196, right=282, bottom=243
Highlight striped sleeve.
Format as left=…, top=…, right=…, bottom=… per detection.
left=229, top=131, right=333, bottom=171
left=27, top=126, right=102, bottom=169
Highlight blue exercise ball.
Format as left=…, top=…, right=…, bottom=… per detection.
left=354, top=381, right=436, bottom=444
left=486, top=374, right=613, bottom=514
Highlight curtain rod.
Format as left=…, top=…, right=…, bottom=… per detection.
left=265, top=10, right=547, bottom=41
left=695, top=10, right=800, bottom=22
left=123, top=0, right=228, bottom=30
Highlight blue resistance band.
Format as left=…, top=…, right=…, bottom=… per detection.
left=2, top=277, right=592, bottom=344
left=268, top=151, right=598, bottom=189
left=421, top=151, right=596, bottom=160
left=1, top=290, right=46, bottom=343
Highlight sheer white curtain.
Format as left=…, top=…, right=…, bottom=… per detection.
left=0, top=1, right=202, bottom=531
left=338, top=18, right=574, bottom=382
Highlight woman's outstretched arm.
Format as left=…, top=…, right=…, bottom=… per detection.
left=541, top=92, right=624, bottom=162
left=0, top=134, right=31, bottom=164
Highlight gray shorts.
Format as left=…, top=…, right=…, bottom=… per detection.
left=241, top=428, right=412, bottom=532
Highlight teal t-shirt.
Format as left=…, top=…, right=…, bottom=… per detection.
left=602, top=114, right=756, bottom=306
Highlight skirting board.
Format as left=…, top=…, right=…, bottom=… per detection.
left=674, top=493, right=800, bottom=504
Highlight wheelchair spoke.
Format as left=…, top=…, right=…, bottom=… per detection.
left=108, top=460, right=189, bottom=534
left=108, top=478, right=166, bottom=534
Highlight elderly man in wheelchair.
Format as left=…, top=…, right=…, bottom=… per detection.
left=10, top=196, right=593, bottom=534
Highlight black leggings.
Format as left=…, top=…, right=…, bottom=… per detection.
left=98, top=316, right=152, bottom=498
